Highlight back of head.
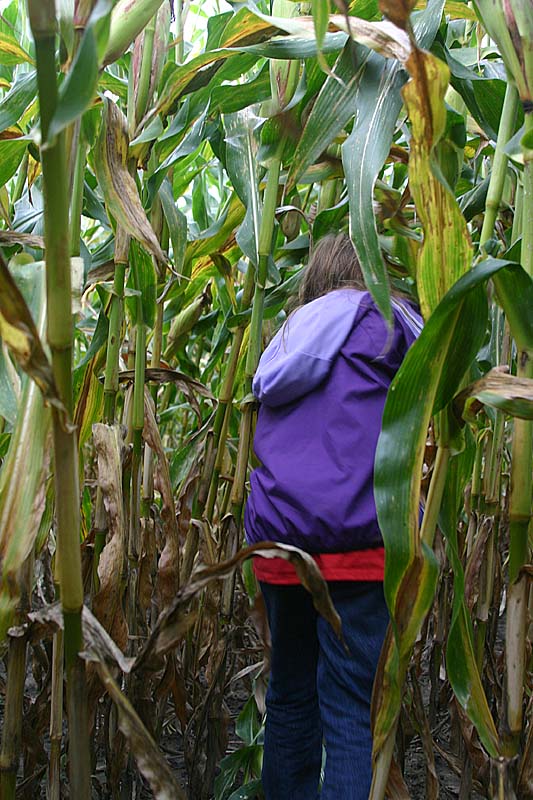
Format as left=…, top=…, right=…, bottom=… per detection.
left=298, top=233, right=365, bottom=306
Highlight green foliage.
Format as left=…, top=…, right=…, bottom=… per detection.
left=0, top=0, right=532, bottom=797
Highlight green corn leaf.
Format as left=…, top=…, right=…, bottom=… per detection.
left=129, top=115, right=164, bottom=148
left=149, top=107, right=209, bottom=193
left=75, top=363, right=105, bottom=449
left=451, top=75, right=521, bottom=142
left=373, top=258, right=525, bottom=763
left=156, top=7, right=295, bottom=117
left=312, top=0, right=329, bottom=51
left=342, top=52, right=403, bottom=326
left=156, top=7, right=345, bottom=119
left=185, top=194, right=245, bottom=263
left=47, top=0, right=114, bottom=143
left=0, top=137, right=28, bottom=187
left=441, top=0, right=479, bottom=20
left=239, top=31, right=347, bottom=60
left=156, top=31, right=345, bottom=122
left=75, top=307, right=109, bottom=372
left=0, top=341, right=18, bottom=424
left=128, top=240, right=157, bottom=330
left=458, top=176, right=490, bottom=221
left=98, top=69, right=129, bottom=103
left=342, top=0, right=444, bottom=325
left=219, top=6, right=311, bottom=47
left=214, top=749, right=262, bottom=800
left=226, top=270, right=302, bottom=329
left=159, top=178, right=188, bottom=278
left=0, top=257, right=66, bottom=416
left=286, top=41, right=366, bottom=192
left=0, top=71, right=37, bottom=134
left=205, top=10, right=233, bottom=50
left=0, top=374, right=50, bottom=640
left=312, top=196, right=349, bottom=240
left=350, top=0, right=381, bottom=17
left=192, top=173, right=210, bottom=231
left=224, top=112, right=260, bottom=266
left=235, top=696, right=261, bottom=747
left=439, top=445, right=501, bottom=757
left=492, top=260, right=533, bottom=351
left=227, top=779, right=263, bottom=800
left=211, top=62, right=271, bottom=115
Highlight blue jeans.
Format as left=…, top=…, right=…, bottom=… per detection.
left=260, top=581, right=389, bottom=800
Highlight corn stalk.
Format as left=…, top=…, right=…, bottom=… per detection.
left=474, top=0, right=533, bottom=755
left=27, top=1, right=90, bottom=795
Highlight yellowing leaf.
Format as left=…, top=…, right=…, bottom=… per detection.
left=0, top=31, right=34, bottom=67
left=402, top=49, right=472, bottom=318
left=442, top=0, right=477, bottom=20
left=94, top=99, right=166, bottom=264
left=456, top=367, right=533, bottom=421
left=27, top=153, right=41, bottom=187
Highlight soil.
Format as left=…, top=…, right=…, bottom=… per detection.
left=1, top=647, right=490, bottom=800
left=0, top=612, right=489, bottom=800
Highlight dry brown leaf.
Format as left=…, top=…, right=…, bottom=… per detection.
left=384, top=756, right=411, bottom=799
left=379, top=0, right=418, bottom=30
left=92, top=423, right=128, bottom=650
left=143, top=390, right=180, bottom=607
left=134, top=539, right=343, bottom=673
left=118, top=367, right=213, bottom=398
left=0, top=230, right=45, bottom=249
left=96, top=661, right=187, bottom=800
left=138, top=516, right=157, bottom=615
left=24, top=603, right=134, bottom=674
left=464, top=517, right=492, bottom=614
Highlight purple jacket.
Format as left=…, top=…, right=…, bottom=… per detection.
left=244, top=289, right=422, bottom=554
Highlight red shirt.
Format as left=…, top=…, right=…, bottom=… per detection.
left=253, top=547, right=385, bottom=584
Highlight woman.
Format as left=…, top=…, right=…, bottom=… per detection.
left=244, top=234, right=422, bottom=800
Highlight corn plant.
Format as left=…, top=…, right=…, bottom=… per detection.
left=0, top=0, right=531, bottom=798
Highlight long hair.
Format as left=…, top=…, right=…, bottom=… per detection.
left=298, top=234, right=365, bottom=306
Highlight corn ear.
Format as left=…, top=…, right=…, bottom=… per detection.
left=165, top=289, right=211, bottom=356
left=103, top=0, right=166, bottom=66
left=269, top=0, right=301, bottom=113
left=474, top=0, right=533, bottom=104
left=132, top=1, right=170, bottom=123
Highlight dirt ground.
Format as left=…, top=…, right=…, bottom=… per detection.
left=1, top=656, right=490, bottom=800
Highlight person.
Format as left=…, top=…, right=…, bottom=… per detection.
left=244, top=233, right=423, bottom=800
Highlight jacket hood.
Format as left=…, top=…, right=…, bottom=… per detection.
left=253, top=290, right=366, bottom=407
left=253, top=289, right=422, bottom=408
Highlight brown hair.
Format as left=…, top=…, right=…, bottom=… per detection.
left=298, top=233, right=365, bottom=305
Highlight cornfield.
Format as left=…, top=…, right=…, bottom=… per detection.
left=0, top=0, right=531, bottom=797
